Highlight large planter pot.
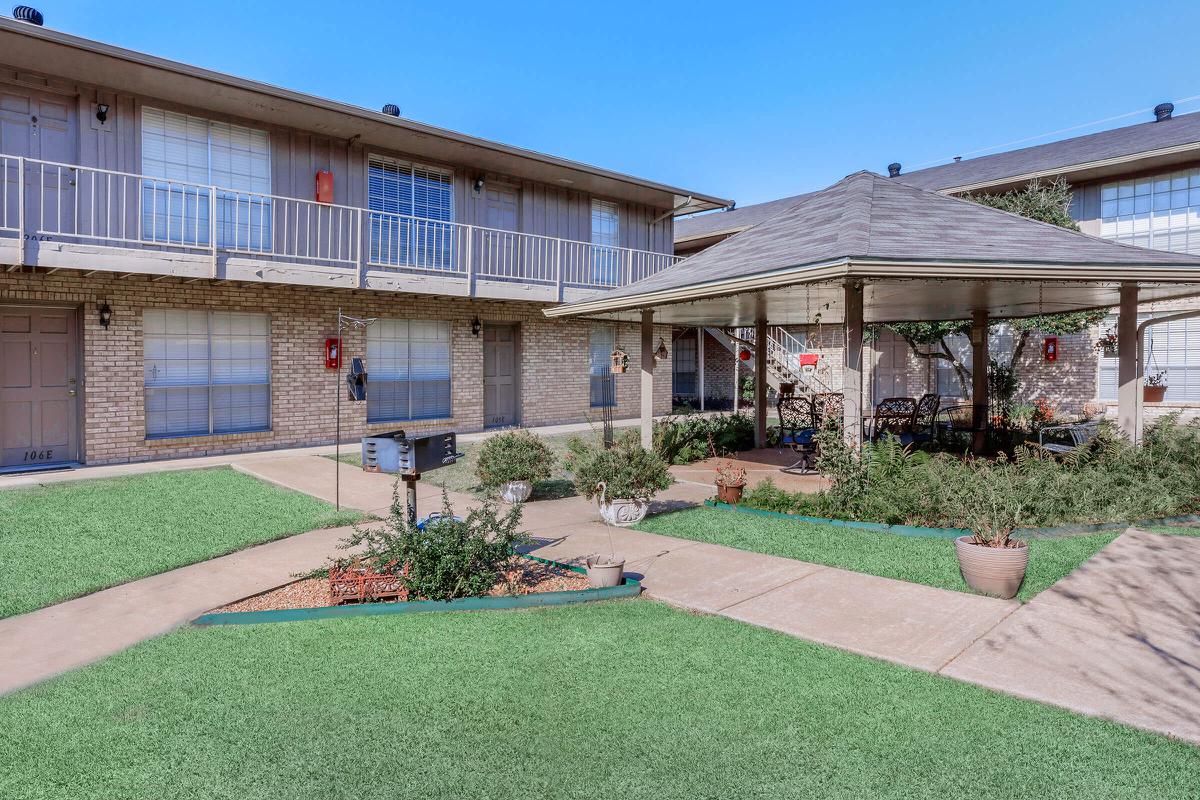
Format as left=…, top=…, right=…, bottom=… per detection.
left=585, top=555, right=626, bottom=588
left=1144, top=385, right=1167, bottom=403
left=499, top=480, right=533, bottom=503
left=716, top=483, right=745, bottom=504
left=954, top=536, right=1029, bottom=599
left=598, top=497, right=649, bottom=527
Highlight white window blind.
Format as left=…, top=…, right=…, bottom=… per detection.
left=934, top=328, right=1014, bottom=398
left=673, top=334, right=698, bottom=398
left=144, top=309, right=270, bottom=438
left=367, top=156, right=455, bottom=269
left=366, top=319, right=452, bottom=422
left=141, top=107, right=271, bottom=249
left=1100, top=169, right=1200, bottom=253
left=589, top=326, right=616, bottom=407
left=590, top=199, right=620, bottom=285
left=1098, top=314, right=1200, bottom=401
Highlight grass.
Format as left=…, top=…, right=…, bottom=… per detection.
left=635, top=506, right=1119, bottom=601
left=328, top=429, right=604, bottom=499
left=0, top=468, right=360, bottom=619
left=0, top=600, right=1194, bottom=799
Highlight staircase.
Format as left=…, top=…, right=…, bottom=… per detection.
left=707, top=326, right=835, bottom=397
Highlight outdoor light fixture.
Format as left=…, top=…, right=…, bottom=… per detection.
left=654, top=338, right=669, bottom=361
left=471, top=316, right=482, bottom=336
left=473, top=177, right=485, bottom=193
left=95, top=103, right=109, bottom=123
left=98, top=302, right=112, bottom=329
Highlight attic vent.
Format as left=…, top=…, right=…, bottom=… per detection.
left=381, top=104, right=401, bottom=117
left=887, top=162, right=902, bottom=178
left=12, top=5, right=43, bottom=24
left=1154, top=102, right=1174, bottom=122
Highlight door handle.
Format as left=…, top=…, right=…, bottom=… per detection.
left=68, top=389, right=77, bottom=397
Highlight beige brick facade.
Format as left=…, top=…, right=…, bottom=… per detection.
left=1, top=270, right=673, bottom=465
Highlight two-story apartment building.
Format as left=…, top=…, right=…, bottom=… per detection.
left=0, top=12, right=730, bottom=471
left=672, top=103, right=1200, bottom=419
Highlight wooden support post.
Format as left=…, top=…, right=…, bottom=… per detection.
left=843, top=281, right=864, bottom=444
left=697, top=327, right=705, bottom=411
left=641, top=309, right=654, bottom=449
left=1117, top=283, right=1139, bottom=441
left=754, top=317, right=768, bottom=448
left=970, top=309, right=989, bottom=455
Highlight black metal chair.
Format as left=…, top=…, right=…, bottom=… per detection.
left=870, top=397, right=918, bottom=444
left=812, top=392, right=844, bottom=431
left=911, top=393, right=941, bottom=445
left=935, top=404, right=974, bottom=447
left=1038, top=420, right=1101, bottom=455
left=777, top=395, right=819, bottom=472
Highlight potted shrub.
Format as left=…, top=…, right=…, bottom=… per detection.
left=1144, top=371, right=1168, bottom=403
left=944, top=456, right=1029, bottom=599
left=610, top=346, right=629, bottom=374
left=714, top=459, right=748, bottom=504
left=475, top=429, right=555, bottom=503
left=566, top=431, right=672, bottom=528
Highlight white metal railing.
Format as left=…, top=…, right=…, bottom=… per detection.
left=734, top=325, right=835, bottom=395
left=1, top=155, right=683, bottom=293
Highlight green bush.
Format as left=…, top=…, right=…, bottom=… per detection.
left=475, top=429, right=555, bottom=488
left=653, top=412, right=754, bottom=464
left=334, top=489, right=527, bottom=601
left=739, top=416, right=1200, bottom=537
left=566, top=430, right=673, bottom=502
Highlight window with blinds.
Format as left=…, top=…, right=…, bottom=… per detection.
left=1099, top=169, right=1200, bottom=253
left=673, top=334, right=698, bottom=398
left=367, top=319, right=452, bottom=422
left=141, top=107, right=272, bottom=250
left=1098, top=314, right=1200, bottom=401
left=589, top=325, right=616, bottom=407
left=367, top=156, right=455, bottom=270
left=144, top=310, right=271, bottom=438
left=934, top=328, right=1015, bottom=398
left=590, top=199, right=621, bottom=285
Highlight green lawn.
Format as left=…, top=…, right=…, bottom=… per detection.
left=0, top=600, right=1193, bottom=799
left=0, top=468, right=359, bottom=619
left=329, top=429, right=603, bottom=499
left=636, top=507, right=1119, bottom=602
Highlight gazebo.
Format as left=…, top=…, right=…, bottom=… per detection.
left=545, top=171, right=1200, bottom=451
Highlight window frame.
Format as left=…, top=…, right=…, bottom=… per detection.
left=1099, top=168, right=1200, bottom=254
left=143, top=309, right=272, bottom=440
left=365, top=318, right=454, bottom=423
left=366, top=154, right=456, bottom=270
left=1097, top=313, right=1200, bottom=402
left=589, top=198, right=621, bottom=285
left=589, top=325, right=617, bottom=408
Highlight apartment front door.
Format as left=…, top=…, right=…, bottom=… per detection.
left=479, top=186, right=520, bottom=276
left=483, top=323, right=518, bottom=428
left=0, top=87, right=77, bottom=237
left=0, top=305, right=80, bottom=470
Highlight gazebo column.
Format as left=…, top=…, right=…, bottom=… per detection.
left=843, top=281, right=863, bottom=445
left=754, top=317, right=768, bottom=448
left=970, top=310, right=989, bottom=455
left=1117, top=283, right=1139, bottom=440
left=640, top=309, right=655, bottom=449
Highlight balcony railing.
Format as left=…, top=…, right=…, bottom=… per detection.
left=0, top=156, right=683, bottom=295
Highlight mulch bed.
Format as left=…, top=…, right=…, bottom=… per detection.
left=213, top=556, right=588, bottom=613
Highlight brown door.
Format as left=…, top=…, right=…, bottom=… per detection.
left=0, top=87, right=76, bottom=238
left=483, top=323, right=518, bottom=428
left=0, top=306, right=80, bottom=469
left=479, top=186, right=520, bottom=277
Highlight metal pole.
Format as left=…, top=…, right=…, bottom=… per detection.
left=335, top=307, right=342, bottom=511
left=404, top=474, right=420, bottom=527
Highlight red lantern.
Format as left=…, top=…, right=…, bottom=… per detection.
left=739, top=348, right=752, bottom=361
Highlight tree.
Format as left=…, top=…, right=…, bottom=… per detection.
left=873, top=178, right=1107, bottom=396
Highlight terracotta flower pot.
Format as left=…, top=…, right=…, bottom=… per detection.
left=954, top=536, right=1028, bottom=599
left=716, top=483, right=745, bottom=504
left=585, top=555, right=625, bottom=588
left=499, top=480, right=532, bottom=503
left=1144, top=385, right=1167, bottom=403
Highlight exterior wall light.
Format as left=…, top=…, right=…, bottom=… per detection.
left=473, top=177, right=485, bottom=193
left=471, top=316, right=482, bottom=336
left=98, top=302, right=112, bottom=329
left=95, top=103, right=109, bottom=123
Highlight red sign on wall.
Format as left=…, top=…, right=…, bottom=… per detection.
left=1043, top=336, right=1058, bottom=362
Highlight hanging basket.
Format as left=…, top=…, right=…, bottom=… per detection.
left=610, top=347, right=629, bottom=374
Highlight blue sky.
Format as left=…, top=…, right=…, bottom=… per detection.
left=40, top=0, right=1200, bottom=208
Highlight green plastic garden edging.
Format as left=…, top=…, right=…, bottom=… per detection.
left=191, top=554, right=640, bottom=627
left=703, top=499, right=1200, bottom=539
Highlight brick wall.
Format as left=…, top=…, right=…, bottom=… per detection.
left=1, top=270, right=673, bottom=465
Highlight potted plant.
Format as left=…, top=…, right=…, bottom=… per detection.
left=566, top=431, right=672, bottom=528
left=1094, top=330, right=1118, bottom=357
left=714, top=459, right=748, bottom=504
left=1144, top=371, right=1168, bottom=403
left=945, top=456, right=1029, bottom=600
left=610, top=346, right=629, bottom=374
left=475, top=429, right=555, bottom=503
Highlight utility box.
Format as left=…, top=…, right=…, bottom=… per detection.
left=362, top=430, right=457, bottom=475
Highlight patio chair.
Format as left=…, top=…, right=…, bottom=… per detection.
left=935, top=404, right=974, bottom=446
left=777, top=395, right=819, bottom=473
left=911, top=393, right=941, bottom=445
left=870, top=397, right=918, bottom=444
left=812, top=392, right=844, bottom=430
left=1038, top=420, right=1101, bottom=455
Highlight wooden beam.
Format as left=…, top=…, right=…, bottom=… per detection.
left=1117, top=283, right=1139, bottom=441
left=843, top=281, right=864, bottom=445
left=971, top=309, right=989, bottom=455
left=640, top=309, right=654, bottom=449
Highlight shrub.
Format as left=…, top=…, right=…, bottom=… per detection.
left=334, top=488, right=527, bottom=601
left=653, top=412, right=754, bottom=464
left=475, top=429, right=555, bottom=488
left=566, top=430, right=672, bottom=502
